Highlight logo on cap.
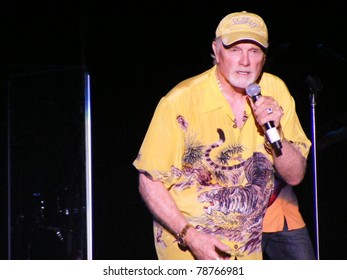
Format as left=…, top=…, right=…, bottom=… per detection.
left=215, top=11, right=269, bottom=48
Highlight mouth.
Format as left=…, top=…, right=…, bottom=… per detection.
left=236, top=71, right=250, bottom=75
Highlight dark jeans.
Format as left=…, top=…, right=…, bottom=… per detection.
left=262, top=219, right=316, bottom=260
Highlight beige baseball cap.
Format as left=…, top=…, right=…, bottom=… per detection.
left=215, top=11, right=269, bottom=48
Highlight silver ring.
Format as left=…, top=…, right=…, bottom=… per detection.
left=266, top=107, right=273, bottom=115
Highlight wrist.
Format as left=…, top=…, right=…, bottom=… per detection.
left=176, top=223, right=193, bottom=248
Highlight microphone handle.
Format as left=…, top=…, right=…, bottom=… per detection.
left=250, top=94, right=282, bottom=156
left=264, top=120, right=283, bottom=156
left=251, top=95, right=260, bottom=103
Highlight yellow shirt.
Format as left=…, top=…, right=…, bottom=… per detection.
left=133, top=65, right=311, bottom=260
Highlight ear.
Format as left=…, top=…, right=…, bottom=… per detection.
left=262, top=54, right=266, bottom=66
left=212, top=40, right=218, bottom=63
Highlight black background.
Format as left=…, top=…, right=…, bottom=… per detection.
left=1, top=0, right=347, bottom=259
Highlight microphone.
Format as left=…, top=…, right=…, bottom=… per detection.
left=246, top=83, right=283, bottom=156
left=305, top=74, right=323, bottom=95
left=305, top=75, right=323, bottom=107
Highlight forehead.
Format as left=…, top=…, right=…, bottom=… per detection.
left=225, top=40, right=263, bottom=49
left=223, top=42, right=261, bottom=51
left=222, top=40, right=266, bottom=53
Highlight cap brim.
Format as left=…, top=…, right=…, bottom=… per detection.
left=221, top=31, right=268, bottom=48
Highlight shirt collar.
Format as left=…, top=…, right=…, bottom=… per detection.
left=200, top=65, right=226, bottom=114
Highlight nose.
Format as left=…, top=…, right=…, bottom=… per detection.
left=239, top=52, right=250, bottom=66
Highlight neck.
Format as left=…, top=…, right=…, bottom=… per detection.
left=216, top=68, right=249, bottom=128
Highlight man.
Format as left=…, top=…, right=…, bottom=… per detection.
left=133, top=11, right=311, bottom=260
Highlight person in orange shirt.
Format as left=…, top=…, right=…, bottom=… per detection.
left=262, top=177, right=316, bottom=259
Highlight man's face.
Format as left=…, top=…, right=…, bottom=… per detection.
left=213, top=39, right=266, bottom=90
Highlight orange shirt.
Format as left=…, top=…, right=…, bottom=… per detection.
left=262, top=185, right=306, bottom=232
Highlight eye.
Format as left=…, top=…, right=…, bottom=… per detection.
left=229, top=47, right=242, bottom=55
left=249, top=49, right=262, bottom=57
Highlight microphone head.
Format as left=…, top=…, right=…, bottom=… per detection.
left=305, top=75, right=323, bottom=94
left=246, top=83, right=261, bottom=97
